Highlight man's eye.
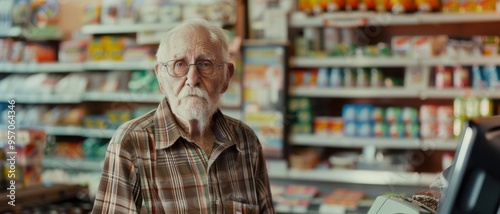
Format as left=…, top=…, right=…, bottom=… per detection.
left=197, top=61, right=213, bottom=68
left=175, top=61, right=188, bottom=67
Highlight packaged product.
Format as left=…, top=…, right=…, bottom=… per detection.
left=405, top=123, right=419, bottom=138
left=437, top=122, right=453, bottom=139
left=12, top=0, right=31, bottom=26
left=356, top=105, right=375, bottom=122
left=471, top=65, right=485, bottom=89
left=329, top=68, right=343, bottom=87
left=402, top=107, right=418, bottom=124
left=0, top=39, right=14, bottom=61
left=372, top=107, right=385, bottom=122
left=82, top=3, right=101, bottom=24
left=370, top=68, right=383, bottom=87
left=453, top=117, right=465, bottom=139
left=343, top=68, right=356, bottom=87
left=317, top=68, right=329, bottom=87
left=482, top=36, right=499, bottom=56
left=357, top=122, right=374, bottom=137
left=101, top=0, right=120, bottom=24
left=31, top=0, right=60, bottom=28
left=346, top=0, right=360, bottom=10
left=297, top=110, right=313, bottom=123
left=0, top=0, right=14, bottom=28
left=389, top=122, right=405, bottom=138
left=420, top=121, right=437, bottom=139
left=411, top=36, right=434, bottom=58
left=10, top=41, right=25, bottom=63
left=359, top=0, right=376, bottom=10
left=437, top=105, right=454, bottom=123
left=159, top=2, right=181, bottom=22
left=374, top=122, right=389, bottom=137
left=326, top=0, right=346, bottom=11
left=314, top=117, right=331, bottom=135
left=477, top=0, right=496, bottom=11
left=483, top=64, right=500, bottom=88
left=453, top=65, right=470, bottom=88
left=442, top=0, right=460, bottom=12
left=435, top=66, right=453, bottom=89
left=23, top=42, right=56, bottom=63
left=459, top=0, right=478, bottom=12
left=323, top=28, right=339, bottom=53
left=329, top=118, right=344, bottom=136
left=343, top=121, right=357, bottom=136
left=375, top=0, right=391, bottom=11
left=386, top=107, right=403, bottom=123
left=183, top=4, right=206, bottom=21
left=59, top=38, right=90, bottom=63
left=479, top=97, right=493, bottom=117
left=389, top=0, right=416, bottom=13
left=420, top=105, right=437, bottom=122
left=391, top=36, right=412, bottom=57
left=465, top=96, right=480, bottom=118
left=342, top=104, right=357, bottom=122
left=138, top=0, right=158, bottom=23
left=415, top=0, right=440, bottom=11
left=356, top=68, right=369, bottom=87
left=453, top=97, right=466, bottom=118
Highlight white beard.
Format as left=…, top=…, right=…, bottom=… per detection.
left=170, top=87, right=220, bottom=131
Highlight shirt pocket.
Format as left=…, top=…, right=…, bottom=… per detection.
left=224, top=200, right=259, bottom=214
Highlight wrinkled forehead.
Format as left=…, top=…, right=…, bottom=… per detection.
left=166, top=27, right=223, bottom=61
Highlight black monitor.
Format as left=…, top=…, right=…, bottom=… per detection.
left=438, top=116, right=500, bottom=214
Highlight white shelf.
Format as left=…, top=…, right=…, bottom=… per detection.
left=269, top=168, right=438, bottom=186
left=84, top=61, right=155, bottom=70
left=0, top=94, right=82, bottom=104
left=82, top=128, right=116, bottom=138
left=290, top=12, right=500, bottom=27
left=43, top=157, right=103, bottom=171
left=421, top=88, right=500, bottom=99
left=421, top=56, right=500, bottom=66
left=290, top=56, right=418, bottom=68
left=44, top=126, right=85, bottom=136
left=81, top=22, right=180, bottom=34
left=290, top=87, right=418, bottom=98
left=84, top=92, right=163, bottom=103
left=291, top=134, right=458, bottom=150
left=0, top=26, right=22, bottom=37
left=0, top=62, right=84, bottom=73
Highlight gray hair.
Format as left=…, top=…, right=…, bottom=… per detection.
left=155, top=19, right=230, bottom=63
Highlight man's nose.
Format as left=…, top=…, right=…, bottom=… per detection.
left=185, top=64, right=200, bottom=87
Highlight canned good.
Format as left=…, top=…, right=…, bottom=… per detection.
left=465, top=96, right=480, bottom=118
left=453, top=117, right=465, bottom=139
left=386, top=107, right=403, bottom=123
left=420, top=105, right=437, bottom=122
left=329, top=118, right=344, bottom=136
left=453, top=97, right=466, bottom=118
left=372, top=107, right=385, bottom=122
left=420, top=121, right=438, bottom=139
left=314, top=117, right=331, bottom=136
left=437, top=122, right=453, bottom=139
left=374, top=122, right=389, bottom=137
left=389, top=122, right=406, bottom=138
left=402, top=107, right=418, bottom=124
left=437, top=106, right=454, bottom=123
left=405, top=123, right=420, bottom=138
left=479, top=97, right=494, bottom=117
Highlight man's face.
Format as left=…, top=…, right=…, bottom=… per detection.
left=155, top=27, right=233, bottom=122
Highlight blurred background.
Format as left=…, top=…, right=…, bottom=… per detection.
left=1, top=0, right=500, bottom=213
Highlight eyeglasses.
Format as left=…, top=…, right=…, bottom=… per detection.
left=161, top=59, right=226, bottom=77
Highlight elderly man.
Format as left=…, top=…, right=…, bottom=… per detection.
left=92, top=19, right=275, bottom=213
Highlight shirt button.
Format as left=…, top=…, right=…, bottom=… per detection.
left=215, top=199, right=220, bottom=205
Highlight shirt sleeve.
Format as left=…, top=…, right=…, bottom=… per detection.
left=92, top=139, right=142, bottom=214
left=255, top=145, right=276, bottom=213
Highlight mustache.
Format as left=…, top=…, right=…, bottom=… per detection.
left=178, top=87, right=209, bottom=100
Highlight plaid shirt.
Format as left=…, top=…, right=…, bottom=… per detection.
left=92, top=98, right=275, bottom=214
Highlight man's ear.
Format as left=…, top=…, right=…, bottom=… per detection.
left=220, top=63, right=235, bottom=94
left=154, top=63, right=165, bottom=93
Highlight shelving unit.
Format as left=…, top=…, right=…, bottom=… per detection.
left=290, top=87, right=418, bottom=98
left=0, top=26, right=22, bottom=37
left=43, top=157, right=104, bottom=171
left=291, top=134, right=458, bottom=150
left=290, top=12, right=500, bottom=27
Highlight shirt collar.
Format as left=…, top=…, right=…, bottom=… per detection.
left=153, top=98, right=238, bottom=150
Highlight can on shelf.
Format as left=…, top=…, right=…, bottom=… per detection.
left=479, top=97, right=493, bottom=117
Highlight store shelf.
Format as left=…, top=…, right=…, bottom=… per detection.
left=84, top=61, right=155, bottom=70
left=290, top=56, right=418, bottom=68
left=0, top=94, right=82, bottom=104
left=82, top=128, right=116, bottom=138
left=81, top=22, right=180, bottom=34
left=84, top=92, right=163, bottom=103
left=290, top=12, right=500, bottom=27
left=421, top=88, right=500, bottom=99
left=270, top=168, right=438, bottom=186
left=421, top=56, right=500, bottom=66
left=43, top=157, right=104, bottom=171
left=0, top=62, right=84, bottom=73
left=291, top=134, right=458, bottom=150
left=290, top=87, right=418, bottom=98
left=0, top=26, right=22, bottom=37
left=44, top=126, right=85, bottom=136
